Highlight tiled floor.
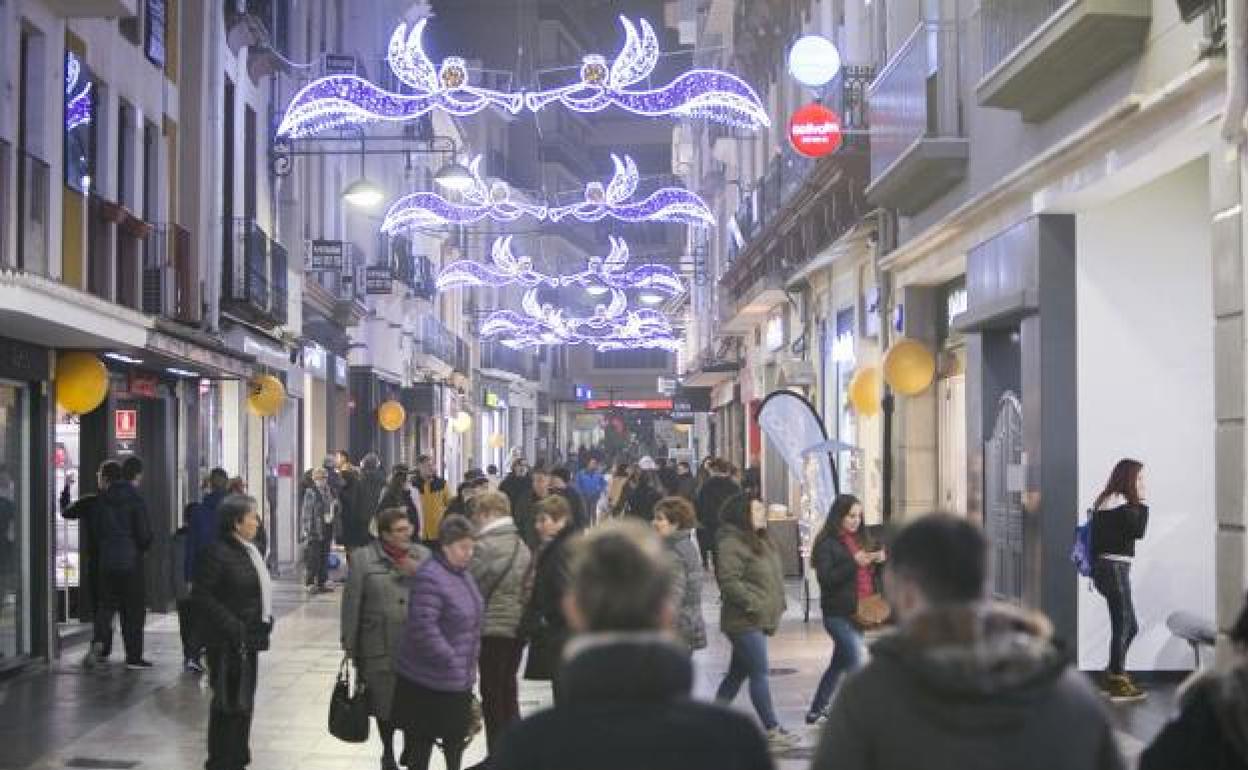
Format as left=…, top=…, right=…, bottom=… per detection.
left=1, top=577, right=1174, bottom=770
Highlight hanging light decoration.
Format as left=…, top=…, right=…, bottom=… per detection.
left=436, top=236, right=559, bottom=291
left=277, top=19, right=525, bottom=138
left=65, top=52, right=93, bottom=133
left=525, top=17, right=770, bottom=128
left=559, top=237, right=685, bottom=297
left=382, top=156, right=548, bottom=233
left=480, top=288, right=681, bottom=351
left=547, top=155, right=715, bottom=227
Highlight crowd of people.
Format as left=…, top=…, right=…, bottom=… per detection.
left=57, top=447, right=1248, bottom=770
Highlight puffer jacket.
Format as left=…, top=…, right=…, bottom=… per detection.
left=470, top=519, right=532, bottom=639
left=396, top=553, right=484, bottom=692
left=715, top=524, right=785, bottom=636
left=1140, top=665, right=1248, bottom=770
left=342, top=540, right=430, bottom=718
left=95, top=482, right=153, bottom=572
left=812, top=603, right=1124, bottom=770
left=665, top=530, right=707, bottom=650
left=192, top=536, right=269, bottom=650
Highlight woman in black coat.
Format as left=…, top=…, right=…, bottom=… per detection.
left=805, top=494, right=881, bottom=724
left=522, top=495, right=577, bottom=701
left=192, top=494, right=273, bottom=770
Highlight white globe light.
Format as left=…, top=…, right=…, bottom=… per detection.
left=788, top=35, right=842, bottom=88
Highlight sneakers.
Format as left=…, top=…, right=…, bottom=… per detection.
left=1102, top=673, right=1147, bottom=702
left=804, top=708, right=828, bottom=725
left=183, top=657, right=204, bottom=674
left=766, top=726, right=800, bottom=751
left=125, top=658, right=155, bottom=670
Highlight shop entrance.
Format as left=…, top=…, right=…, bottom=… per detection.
left=985, top=391, right=1024, bottom=602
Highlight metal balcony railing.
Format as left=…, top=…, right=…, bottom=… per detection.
left=481, top=340, right=537, bottom=380
left=143, top=224, right=200, bottom=323
left=979, top=0, right=1065, bottom=77
left=419, top=314, right=458, bottom=369
left=868, top=23, right=962, bottom=183
left=224, top=219, right=286, bottom=327
left=16, top=150, right=50, bottom=277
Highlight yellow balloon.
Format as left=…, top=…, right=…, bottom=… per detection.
left=452, top=411, right=473, bottom=433
left=489, top=433, right=505, bottom=449
left=378, top=400, right=406, bottom=432
left=848, top=366, right=881, bottom=417
left=247, top=374, right=286, bottom=417
left=56, top=352, right=109, bottom=415
left=883, top=337, right=937, bottom=396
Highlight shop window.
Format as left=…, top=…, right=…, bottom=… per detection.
left=0, top=384, right=27, bottom=660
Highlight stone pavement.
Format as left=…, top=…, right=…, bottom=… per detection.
left=1, top=576, right=1169, bottom=770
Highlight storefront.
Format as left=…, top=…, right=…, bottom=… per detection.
left=936, top=280, right=968, bottom=515
left=477, top=381, right=510, bottom=472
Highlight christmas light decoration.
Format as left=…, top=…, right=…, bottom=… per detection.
left=276, top=19, right=524, bottom=138
left=480, top=287, right=681, bottom=351
left=560, top=236, right=685, bottom=297
left=383, top=156, right=548, bottom=233
left=436, top=236, right=558, bottom=291
left=65, top=52, right=93, bottom=133
left=547, top=154, right=715, bottom=227
left=525, top=17, right=770, bottom=129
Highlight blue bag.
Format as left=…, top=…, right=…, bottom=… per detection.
left=1070, top=510, right=1094, bottom=577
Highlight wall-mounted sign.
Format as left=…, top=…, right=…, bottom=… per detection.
left=485, top=391, right=500, bottom=408
left=334, top=356, right=348, bottom=387
left=309, top=240, right=345, bottom=270
left=365, top=266, right=394, bottom=294
left=788, top=102, right=843, bottom=159
left=830, top=330, right=856, bottom=364
left=115, top=409, right=138, bottom=441
left=656, top=376, right=678, bottom=395
left=322, top=53, right=358, bottom=76
left=129, top=371, right=159, bottom=398
left=585, top=399, right=674, bottom=411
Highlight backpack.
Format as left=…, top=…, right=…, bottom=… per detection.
left=1070, top=509, right=1094, bottom=577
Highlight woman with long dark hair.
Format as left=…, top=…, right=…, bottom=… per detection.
left=1091, top=458, right=1150, bottom=701
left=805, top=494, right=881, bottom=723
left=713, top=493, right=796, bottom=750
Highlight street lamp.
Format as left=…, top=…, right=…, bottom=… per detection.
left=639, top=291, right=664, bottom=305
left=342, top=177, right=385, bottom=208
left=434, top=159, right=475, bottom=191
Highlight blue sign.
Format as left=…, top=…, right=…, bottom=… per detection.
left=574, top=385, right=594, bottom=401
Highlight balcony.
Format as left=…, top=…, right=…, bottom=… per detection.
left=142, top=224, right=201, bottom=324
left=481, top=340, right=538, bottom=381
left=223, top=219, right=287, bottom=329
left=977, top=0, right=1150, bottom=123
left=16, top=150, right=50, bottom=279
left=418, top=314, right=459, bottom=372
left=43, top=0, right=136, bottom=16
left=867, top=23, right=969, bottom=216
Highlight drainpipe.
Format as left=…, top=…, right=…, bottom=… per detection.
left=1222, top=0, right=1247, bottom=143
left=206, top=0, right=224, bottom=334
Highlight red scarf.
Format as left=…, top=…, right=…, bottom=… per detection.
left=839, top=531, right=876, bottom=599
left=381, top=540, right=411, bottom=570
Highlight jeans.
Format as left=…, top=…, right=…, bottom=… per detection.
left=304, top=537, right=329, bottom=587
left=808, top=615, right=864, bottom=715
left=715, top=629, right=779, bottom=730
left=94, top=567, right=146, bottom=662
left=1093, top=558, right=1138, bottom=675
left=479, top=636, right=525, bottom=754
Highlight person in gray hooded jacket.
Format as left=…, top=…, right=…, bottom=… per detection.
left=342, top=507, right=430, bottom=770
left=812, top=514, right=1124, bottom=770
left=652, top=496, right=706, bottom=652
left=468, top=490, right=533, bottom=759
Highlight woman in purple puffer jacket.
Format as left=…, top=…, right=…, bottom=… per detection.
left=392, top=514, right=483, bottom=770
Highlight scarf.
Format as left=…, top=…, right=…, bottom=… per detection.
left=381, top=540, right=412, bottom=570
left=240, top=538, right=273, bottom=622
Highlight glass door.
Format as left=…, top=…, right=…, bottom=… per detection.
left=0, top=383, right=28, bottom=661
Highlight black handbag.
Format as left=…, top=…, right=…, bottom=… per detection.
left=211, top=644, right=256, bottom=715
left=328, top=657, right=370, bottom=743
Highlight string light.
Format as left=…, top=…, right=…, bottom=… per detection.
left=559, top=237, right=685, bottom=297
left=65, top=52, right=93, bottom=133
left=436, top=236, right=559, bottom=290
left=481, top=288, right=681, bottom=351
left=383, top=156, right=547, bottom=232
left=547, top=154, right=715, bottom=227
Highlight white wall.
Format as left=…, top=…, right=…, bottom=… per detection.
left=1076, top=159, right=1214, bottom=671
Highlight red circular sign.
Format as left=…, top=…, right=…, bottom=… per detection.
left=788, top=102, right=843, bottom=158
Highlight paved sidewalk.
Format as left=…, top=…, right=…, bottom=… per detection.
left=1, top=576, right=1170, bottom=770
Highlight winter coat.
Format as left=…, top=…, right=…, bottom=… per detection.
left=493, top=633, right=772, bottom=770
left=342, top=540, right=430, bottom=719
left=556, top=487, right=588, bottom=530
left=340, top=468, right=386, bottom=548
left=695, top=476, right=740, bottom=536
left=186, top=489, right=226, bottom=581
left=171, top=525, right=191, bottom=601
left=191, top=535, right=271, bottom=651
left=414, top=476, right=451, bottom=542
left=92, top=482, right=153, bottom=572
left=469, top=519, right=532, bottom=639
left=396, top=553, right=484, bottom=693
left=574, top=469, right=606, bottom=501
left=1092, top=496, right=1150, bottom=559
left=523, top=525, right=577, bottom=681
left=300, top=486, right=335, bottom=542
left=812, top=603, right=1125, bottom=770
left=625, top=482, right=663, bottom=522
left=1140, top=665, right=1248, bottom=770
left=673, top=472, right=697, bottom=502
left=665, top=530, right=707, bottom=650
left=715, top=525, right=786, bottom=636
left=499, top=472, right=532, bottom=512
left=812, top=531, right=862, bottom=619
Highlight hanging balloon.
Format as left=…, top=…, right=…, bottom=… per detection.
left=883, top=337, right=937, bottom=396
left=452, top=410, right=473, bottom=433
left=378, top=400, right=406, bottom=432
left=247, top=374, right=286, bottom=417
left=848, top=366, right=882, bottom=417
left=56, top=352, right=109, bottom=415
left=489, top=432, right=506, bottom=449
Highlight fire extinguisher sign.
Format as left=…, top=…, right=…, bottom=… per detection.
left=115, top=409, right=138, bottom=441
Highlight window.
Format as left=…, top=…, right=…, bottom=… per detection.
left=117, top=101, right=135, bottom=208
left=243, top=105, right=256, bottom=220
left=145, top=0, right=167, bottom=68
left=64, top=50, right=95, bottom=195
left=592, top=349, right=671, bottom=369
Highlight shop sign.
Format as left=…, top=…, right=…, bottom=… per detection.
left=129, top=371, right=159, bottom=398
left=365, top=266, right=394, bottom=294
left=309, top=240, right=345, bottom=270
left=114, top=409, right=138, bottom=441
left=585, top=399, right=673, bottom=411
left=0, top=337, right=49, bottom=381
left=672, top=386, right=711, bottom=413
left=788, top=102, right=843, bottom=159
left=322, top=53, right=358, bottom=75
left=304, top=344, right=328, bottom=378
left=485, top=391, right=500, bottom=408
left=830, top=330, right=856, bottom=364
left=656, top=376, right=678, bottom=395
left=765, top=314, right=785, bottom=353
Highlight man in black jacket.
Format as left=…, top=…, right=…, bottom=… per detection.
left=65, top=459, right=154, bottom=669
left=694, top=458, right=739, bottom=570
left=547, top=467, right=587, bottom=530
left=812, top=515, right=1124, bottom=770
left=493, top=521, right=773, bottom=770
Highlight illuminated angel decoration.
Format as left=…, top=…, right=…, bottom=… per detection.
left=382, top=157, right=548, bottom=233
left=481, top=287, right=681, bottom=351
left=65, top=52, right=93, bottom=133
left=435, top=236, right=558, bottom=291
left=560, top=236, right=685, bottom=297
left=524, top=17, right=769, bottom=129
left=276, top=19, right=524, bottom=138
left=547, top=154, right=715, bottom=227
